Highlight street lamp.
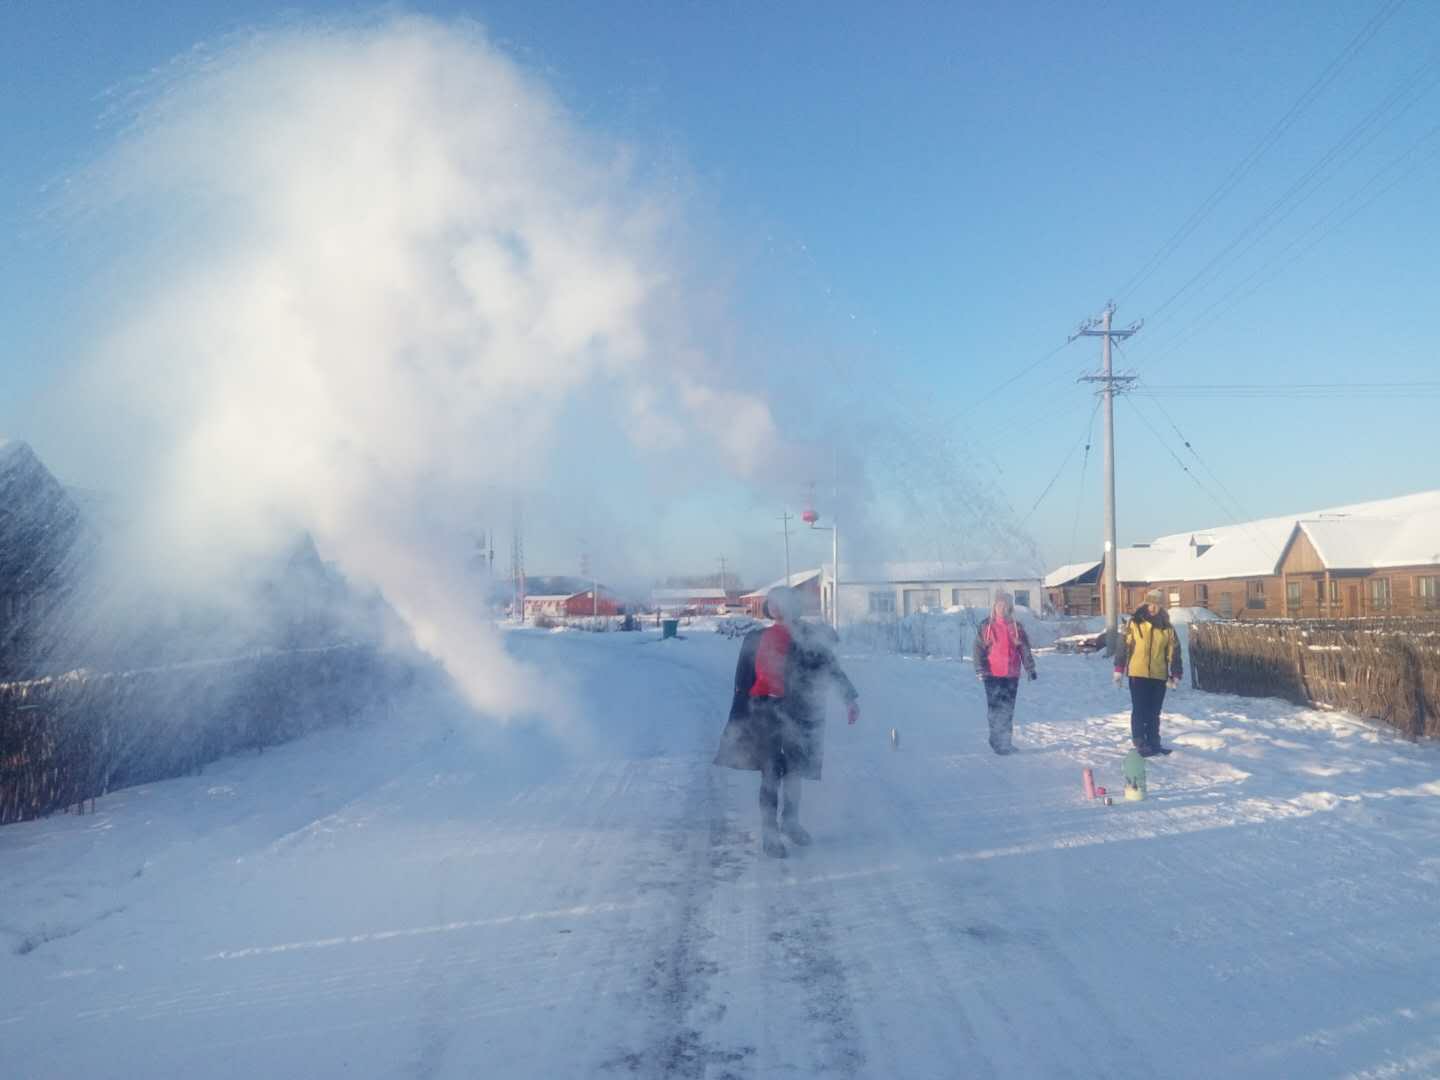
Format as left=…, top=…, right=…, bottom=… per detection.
left=806, top=513, right=840, bottom=632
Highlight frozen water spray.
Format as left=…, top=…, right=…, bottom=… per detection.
left=51, top=15, right=781, bottom=723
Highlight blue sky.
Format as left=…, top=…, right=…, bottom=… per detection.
left=3, top=1, right=1438, bottom=584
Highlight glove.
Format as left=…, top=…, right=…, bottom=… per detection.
left=1028, top=671, right=1037, bottom=681
left=847, top=702, right=860, bottom=726
left=1112, top=670, right=1123, bottom=687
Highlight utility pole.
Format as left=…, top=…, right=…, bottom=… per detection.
left=718, top=555, right=729, bottom=595
left=1073, top=301, right=1141, bottom=656
left=780, top=511, right=793, bottom=583
left=511, top=497, right=525, bottom=622
left=581, top=551, right=597, bottom=619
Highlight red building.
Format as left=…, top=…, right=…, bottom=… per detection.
left=563, top=588, right=622, bottom=617
left=740, top=570, right=823, bottom=618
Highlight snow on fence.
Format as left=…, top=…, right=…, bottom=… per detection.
left=838, top=610, right=1075, bottom=660
left=0, top=644, right=402, bottom=825
left=1189, top=618, right=1440, bottom=739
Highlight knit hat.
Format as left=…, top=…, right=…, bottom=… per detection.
left=1144, top=588, right=1163, bottom=606
left=764, top=585, right=802, bottom=621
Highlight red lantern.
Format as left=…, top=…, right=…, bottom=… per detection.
left=802, top=508, right=819, bottom=525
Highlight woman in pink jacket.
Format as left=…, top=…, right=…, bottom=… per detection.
left=972, top=592, right=1036, bottom=754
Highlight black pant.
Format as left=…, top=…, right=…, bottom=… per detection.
left=755, top=701, right=802, bottom=827
left=983, top=677, right=1019, bottom=752
left=1129, top=676, right=1168, bottom=749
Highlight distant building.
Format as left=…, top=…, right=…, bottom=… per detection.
left=822, top=562, right=1045, bottom=626
left=739, top=570, right=823, bottom=619
left=1045, top=561, right=1102, bottom=617
left=1085, top=489, right=1440, bottom=619
left=522, top=594, right=571, bottom=620
left=563, top=588, right=622, bottom=618
left=651, top=587, right=730, bottom=615
left=523, top=587, right=623, bottom=621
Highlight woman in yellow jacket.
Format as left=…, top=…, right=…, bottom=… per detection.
left=1112, top=589, right=1182, bottom=756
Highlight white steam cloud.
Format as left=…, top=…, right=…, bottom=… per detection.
left=59, top=15, right=780, bottom=720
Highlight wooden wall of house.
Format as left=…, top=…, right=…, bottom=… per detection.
left=1279, top=566, right=1440, bottom=619
left=1279, top=529, right=1327, bottom=574
left=1108, top=576, right=1281, bottom=619
left=1049, top=585, right=1100, bottom=616
left=1102, top=564, right=1440, bottom=620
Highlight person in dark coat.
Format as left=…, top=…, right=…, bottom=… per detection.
left=972, top=591, right=1036, bottom=755
left=713, top=586, right=860, bottom=858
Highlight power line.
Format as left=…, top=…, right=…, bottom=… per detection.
left=1020, top=397, right=1102, bottom=526
left=956, top=340, right=1077, bottom=422
left=1135, top=119, right=1440, bottom=367
left=1113, top=0, right=1407, bottom=306
left=1131, top=381, right=1440, bottom=398
left=1120, top=395, right=1274, bottom=558
left=1143, top=45, right=1440, bottom=334
left=1065, top=399, right=1101, bottom=566
left=1141, top=388, right=1256, bottom=529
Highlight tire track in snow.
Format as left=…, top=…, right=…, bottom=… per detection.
left=602, top=668, right=755, bottom=1078
left=763, top=885, right=867, bottom=1078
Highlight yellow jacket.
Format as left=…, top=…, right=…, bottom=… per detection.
left=1117, top=617, right=1182, bottom=681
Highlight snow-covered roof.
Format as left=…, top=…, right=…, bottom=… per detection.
left=740, top=569, right=822, bottom=599
left=829, top=561, right=1042, bottom=584
left=523, top=594, right=572, bottom=603
left=651, top=587, right=728, bottom=601
left=1044, top=561, right=1102, bottom=588
left=1297, top=505, right=1440, bottom=571
left=1112, top=489, right=1440, bottom=582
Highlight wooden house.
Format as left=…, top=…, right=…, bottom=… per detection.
left=1045, top=561, right=1102, bottom=616
left=1090, top=489, right=1440, bottom=619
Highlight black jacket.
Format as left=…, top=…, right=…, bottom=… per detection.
left=713, top=621, right=857, bottom=780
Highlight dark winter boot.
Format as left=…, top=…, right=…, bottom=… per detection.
left=780, top=784, right=811, bottom=846
left=781, top=819, right=812, bottom=845
left=761, top=821, right=787, bottom=859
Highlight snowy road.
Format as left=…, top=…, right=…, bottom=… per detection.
left=4, top=629, right=1439, bottom=1078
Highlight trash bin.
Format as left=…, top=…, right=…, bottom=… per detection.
left=661, top=619, right=679, bottom=640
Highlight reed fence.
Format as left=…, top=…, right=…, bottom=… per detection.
left=1189, top=618, right=1440, bottom=739
left=0, top=644, right=399, bottom=825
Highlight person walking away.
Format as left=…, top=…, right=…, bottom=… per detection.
left=1114, top=589, right=1182, bottom=756
left=713, top=586, right=860, bottom=858
left=973, top=592, right=1036, bottom=755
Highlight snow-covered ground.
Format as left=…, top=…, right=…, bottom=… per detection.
left=3, top=629, right=1439, bottom=1078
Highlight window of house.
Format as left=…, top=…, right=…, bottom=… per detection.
left=868, top=591, right=896, bottom=615
left=1286, top=581, right=1302, bottom=610
left=1013, top=589, right=1031, bottom=610
left=1328, top=579, right=1340, bottom=604
left=903, top=589, right=941, bottom=616
left=1246, top=580, right=1266, bottom=609
left=1369, top=577, right=1391, bottom=610
left=1315, top=578, right=1325, bottom=603
left=1194, top=583, right=1208, bottom=606
left=1218, top=592, right=1234, bottom=618
left=1420, top=576, right=1439, bottom=609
